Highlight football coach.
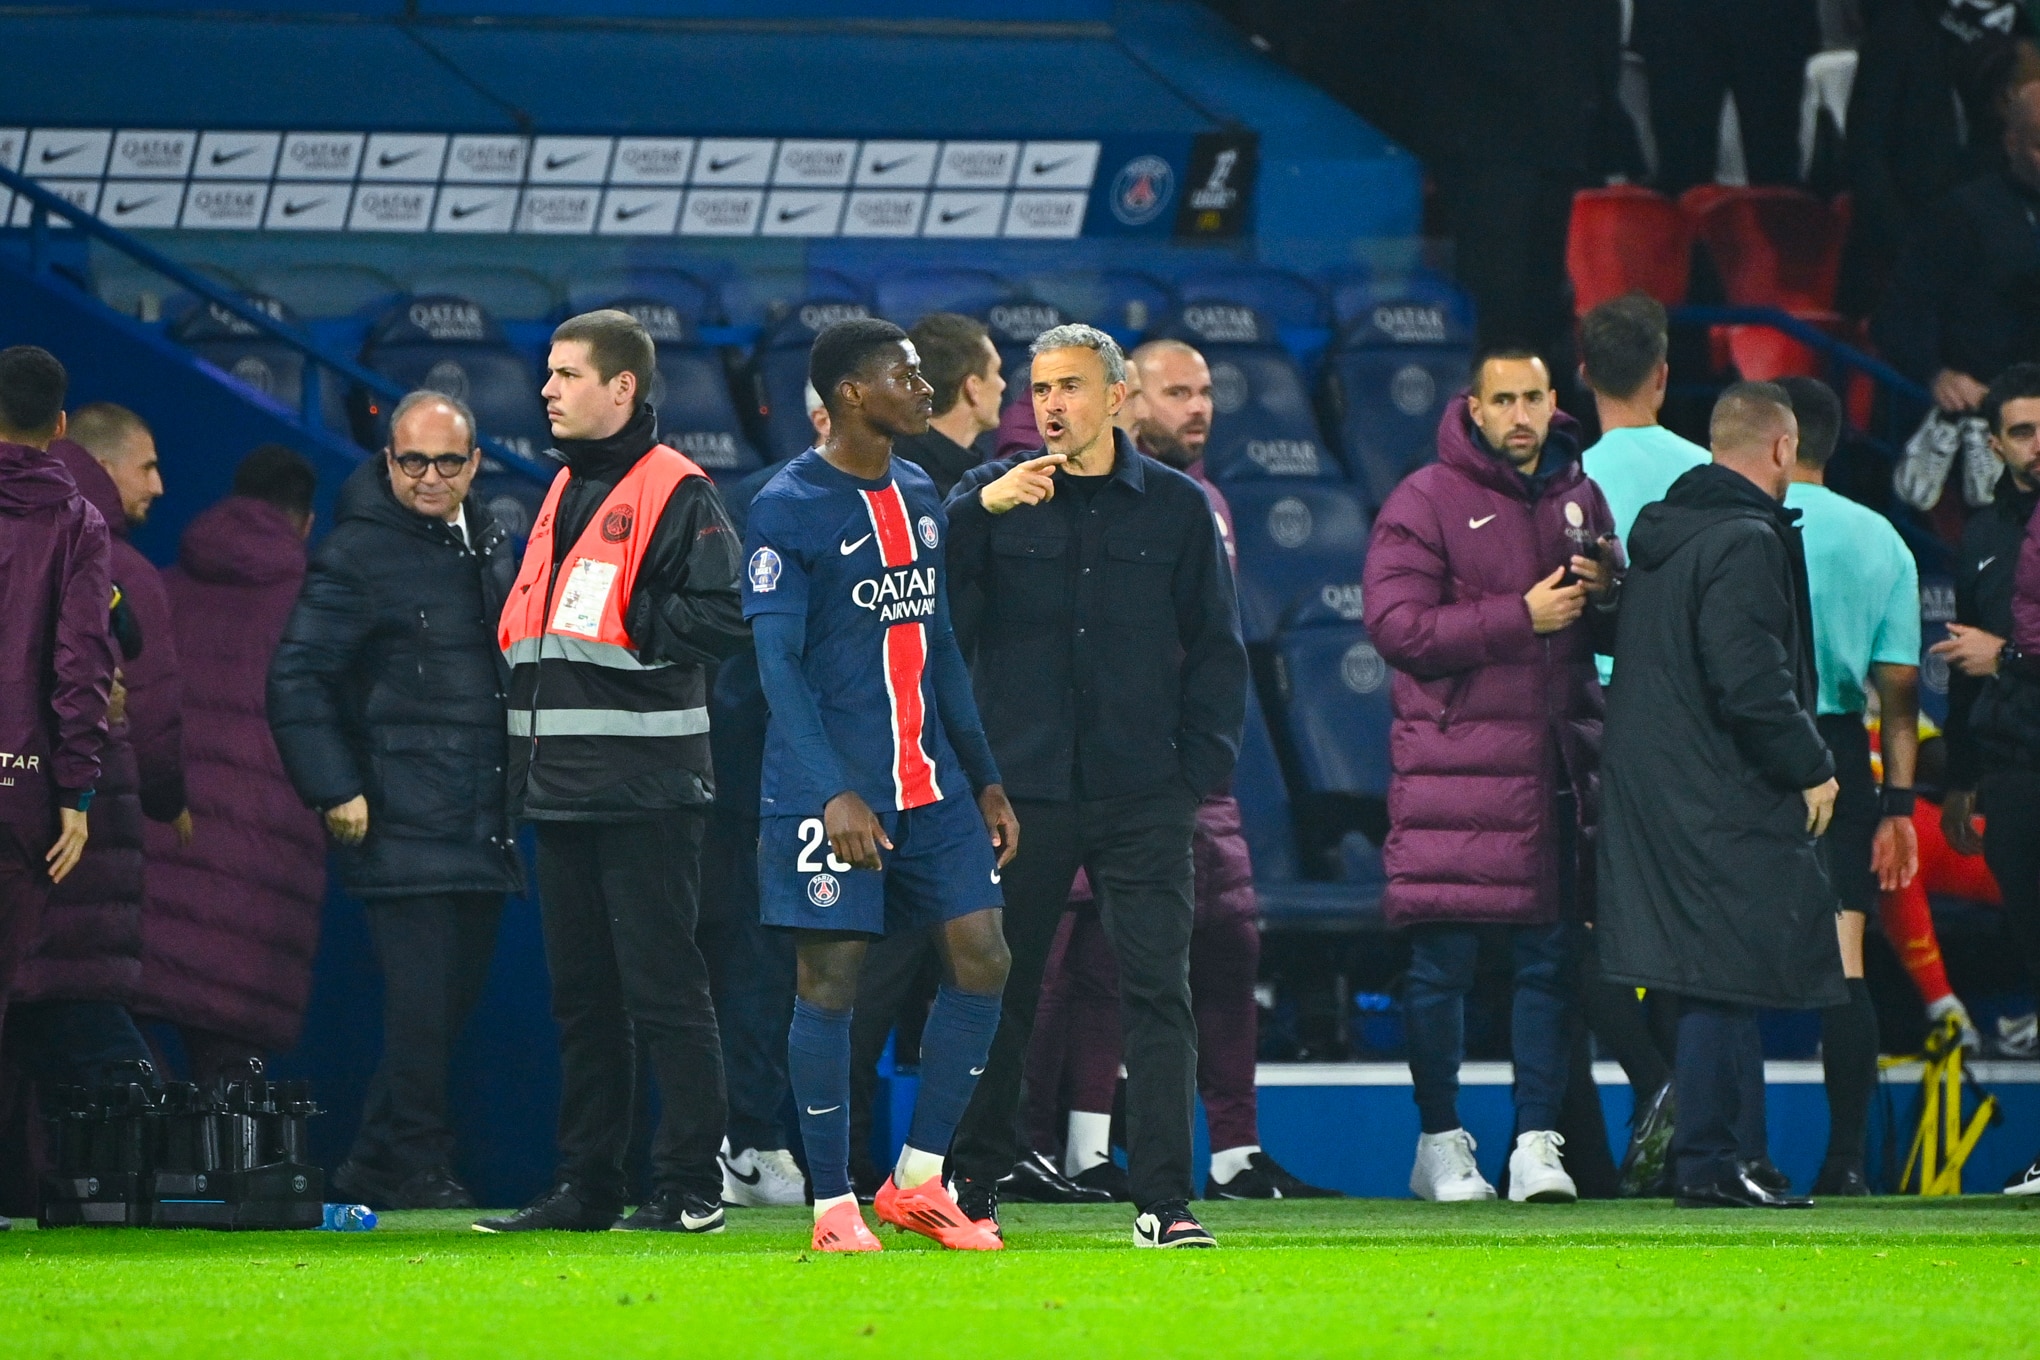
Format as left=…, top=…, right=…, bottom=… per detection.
left=943, top=322, right=1247, bottom=1249
left=1597, top=382, right=1845, bottom=1210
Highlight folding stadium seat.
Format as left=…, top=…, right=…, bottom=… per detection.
left=1320, top=276, right=1473, bottom=510
left=1565, top=186, right=1692, bottom=314
left=1222, top=480, right=1370, bottom=643
left=568, top=267, right=719, bottom=325
left=1157, top=303, right=1337, bottom=483
left=1270, top=621, right=1394, bottom=800
left=1177, top=267, right=1326, bottom=328
left=981, top=296, right=1067, bottom=407
left=1232, top=682, right=1301, bottom=886
left=1683, top=187, right=1849, bottom=380
left=411, top=265, right=557, bottom=321
left=602, top=296, right=761, bottom=479
left=249, top=262, right=403, bottom=321
left=873, top=267, right=1011, bottom=326
left=749, top=296, right=876, bottom=461
left=1022, top=269, right=1175, bottom=336
left=171, top=292, right=353, bottom=439
left=720, top=267, right=863, bottom=328
left=355, top=294, right=550, bottom=465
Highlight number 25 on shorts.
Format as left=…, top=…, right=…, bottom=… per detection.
left=796, top=817, right=852, bottom=874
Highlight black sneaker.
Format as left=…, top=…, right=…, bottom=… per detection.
left=1133, top=1198, right=1217, bottom=1248
left=473, top=1183, right=619, bottom=1233
left=331, top=1158, right=404, bottom=1209
left=950, top=1174, right=1001, bottom=1236
left=393, top=1165, right=477, bottom=1210
left=2003, top=1150, right=2040, bottom=1196
left=613, top=1189, right=725, bottom=1234
left=1811, top=1160, right=1869, bottom=1197
left=1205, top=1150, right=1343, bottom=1200
left=1073, top=1160, right=1134, bottom=1202
left=1617, top=1081, right=1675, bottom=1198
left=1740, top=1157, right=1791, bottom=1195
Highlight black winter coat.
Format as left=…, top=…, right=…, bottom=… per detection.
left=1597, top=464, right=1847, bottom=1011
left=1874, top=170, right=2040, bottom=388
left=268, top=459, right=523, bottom=897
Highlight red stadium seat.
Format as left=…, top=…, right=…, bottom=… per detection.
left=1682, top=187, right=1849, bottom=382
left=1566, top=187, right=1692, bottom=315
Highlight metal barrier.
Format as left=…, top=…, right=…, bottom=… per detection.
left=0, top=161, right=551, bottom=487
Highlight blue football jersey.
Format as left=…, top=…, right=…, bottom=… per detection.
left=741, top=450, right=967, bottom=815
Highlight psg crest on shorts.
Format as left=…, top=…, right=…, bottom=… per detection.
left=748, top=546, right=782, bottom=593
left=917, top=515, right=939, bottom=549
left=806, top=872, right=841, bottom=908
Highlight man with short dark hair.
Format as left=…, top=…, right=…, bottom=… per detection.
left=1600, top=381, right=1844, bottom=1210
left=0, top=347, right=115, bottom=1119
left=1364, top=346, right=1616, bottom=1206
left=480, top=310, right=750, bottom=1234
left=946, top=323, right=1247, bottom=1249
left=1779, top=375, right=1922, bottom=1197
left=897, top=313, right=1004, bottom=497
left=271, top=392, right=521, bottom=1211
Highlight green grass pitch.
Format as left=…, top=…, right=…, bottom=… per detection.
left=5, top=1199, right=2039, bottom=1357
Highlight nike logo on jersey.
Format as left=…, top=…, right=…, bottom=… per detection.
left=1469, top=514, right=1497, bottom=529
left=990, top=868, right=1001, bottom=884
left=806, top=1104, right=842, bottom=1116
left=840, top=533, right=873, bottom=555
left=969, top=1066, right=986, bottom=1077
left=1980, top=555, right=1998, bottom=570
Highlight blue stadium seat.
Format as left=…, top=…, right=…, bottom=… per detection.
left=1919, top=570, right=1956, bottom=730
left=1233, top=681, right=1300, bottom=885
left=1322, top=278, right=1474, bottom=510
left=602, top=296, right=760, bottom=480
left=1222, top=481, right=1370, bottom=643
left=356, top=294, right=549, bottom=464
left=720, top=268, right=864, bottom=328
left=1177, top=267, right=1326, bottom=328
left=569, top=268, right=719, bottom=325
left=750, top=297, right=875, bottom=461
left=874, top=267, right=1011, bottom=325
left=981, top=297, right=1066, bottom=408
left=1023, top=269, right=1175, bottom=336
left=1158, top=303, right=1339, bottom=483
left=170, top=292, right=349, bottom=438
left=1272, top=621, right=1394, bottom=799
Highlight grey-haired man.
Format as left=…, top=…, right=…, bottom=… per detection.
left=943, top=325, right=1249, bottom=1249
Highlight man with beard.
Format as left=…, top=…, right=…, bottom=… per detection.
left=1016, top=338, right=1337, bottom=1202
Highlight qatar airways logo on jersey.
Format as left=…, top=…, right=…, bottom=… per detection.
left=852, top=566, right=938, bottom=624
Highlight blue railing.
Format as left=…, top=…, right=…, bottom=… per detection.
left=0, top=162, right=551, bottom=486
left=1669, top=303, right=1933, bottom=427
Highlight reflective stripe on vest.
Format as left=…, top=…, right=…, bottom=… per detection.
left=498, top=443, right=708, bottom=739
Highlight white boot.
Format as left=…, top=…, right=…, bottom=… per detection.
left=1507, top=1130, right=1578, bottom=1204
left=1926, top=995, right=1983, bottom=1055
left=720, top=1141, right=808, bottom=1208
left=1410, top=1129, right=1496, bottom=1202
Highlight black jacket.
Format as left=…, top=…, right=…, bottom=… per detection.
left=1875, top=170, right=2040, bottom=388
left=1597, top=463, right=1846, bottom=1010
left=894, top=427, right=981, bottom=499
left=512, top=405, right=751, bottom=820
left=1949, top=470, right=2040, bottom=781
left=268, top=459, right=523, bottom=898
left=946, top=430, right=1247, bottom=803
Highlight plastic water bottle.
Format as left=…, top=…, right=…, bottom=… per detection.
left=319, top=1203, right=376, bottom=1232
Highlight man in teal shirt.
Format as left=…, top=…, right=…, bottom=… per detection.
left=1579, top=294, right=1709, bottom=687
left=1780, top=376, right=1922, bottom=1199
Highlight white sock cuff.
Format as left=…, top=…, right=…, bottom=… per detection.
left=1208, top=1144, right=1260, bottom=1184
left=1065, top=1110, right=1112, bottom=1177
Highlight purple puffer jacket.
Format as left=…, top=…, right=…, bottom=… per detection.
left=0, top=439, right=113, bottom=844
left=2017, top=506, right=2040, bottom=653
left=136, top=497, right=325, bottom=1050
left=15, top=445, right=185, bottom=1005
left=1361, top=401, right=1613, bottom=928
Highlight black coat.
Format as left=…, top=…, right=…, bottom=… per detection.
left=268, top=459, right=523, bottom=897
left=1947, top=471, right=2040, bottom=782
left=1597, top=463, right=1846, bottom=1010
left=1874, top=170, right=2040, bottom=388
left=946, top=431, right=1246, bottom=803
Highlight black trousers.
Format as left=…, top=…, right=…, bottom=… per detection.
left=536, top=811, right=726, bottom=1206
left=1631, top=0, right=1819, bottom=193
left=347, top=892, right=503, bottom=1179
left=1981, top=770, right=2040, bottom=992
left=1671, top=997, right=1762, bottom=1188
left=953, top=789, right=1199, bottom=1207
left=688, top=808, right=795, bottom=1156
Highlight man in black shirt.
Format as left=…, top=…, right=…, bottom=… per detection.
left=945, top=323, right=1248, bottom=1249
left=893, top=313, right=1005, bottom=497
left=1933, top=362, right=2040, bottom=1061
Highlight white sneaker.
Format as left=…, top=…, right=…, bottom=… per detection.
left=720, top=1143, right=808, bottom=1208
left=1410, top=1130, right=1496, bottom=1202
left=1926, top=995, right=1983, bottom=1055
left=1507, top=1130, right=1578, bottom=1204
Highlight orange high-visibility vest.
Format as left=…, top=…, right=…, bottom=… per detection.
left=499, top=444, right=712, bottom=809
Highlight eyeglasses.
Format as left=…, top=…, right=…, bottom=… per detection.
left=390, top=451, right=474, bottom=478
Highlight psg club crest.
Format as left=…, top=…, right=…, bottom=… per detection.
left=917, top=515, right=939, bottom=549
left=748, top=546, right=782, bottom=593
left=600, top=505, right=634, bottom=543
left=806, top=872, right=841, bottom=908
left=1111, top=155, right=1175, bottom=227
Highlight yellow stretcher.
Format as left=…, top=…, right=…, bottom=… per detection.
left=1895, top=1012, right=2002, bottom=1196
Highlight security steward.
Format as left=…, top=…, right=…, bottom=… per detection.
left=478, top=310, right=751, bottom=1235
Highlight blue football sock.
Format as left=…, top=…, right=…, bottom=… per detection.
left=788, top=997, right=854, bottom=1202
left=907, top=984, right=1003, bottom=1155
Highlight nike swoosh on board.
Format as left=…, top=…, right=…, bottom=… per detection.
left=210, top=147, right=256, bottom=166
left=379, top=149, right=423, bottom=168
left=708, top=156, right=748, bottom=172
